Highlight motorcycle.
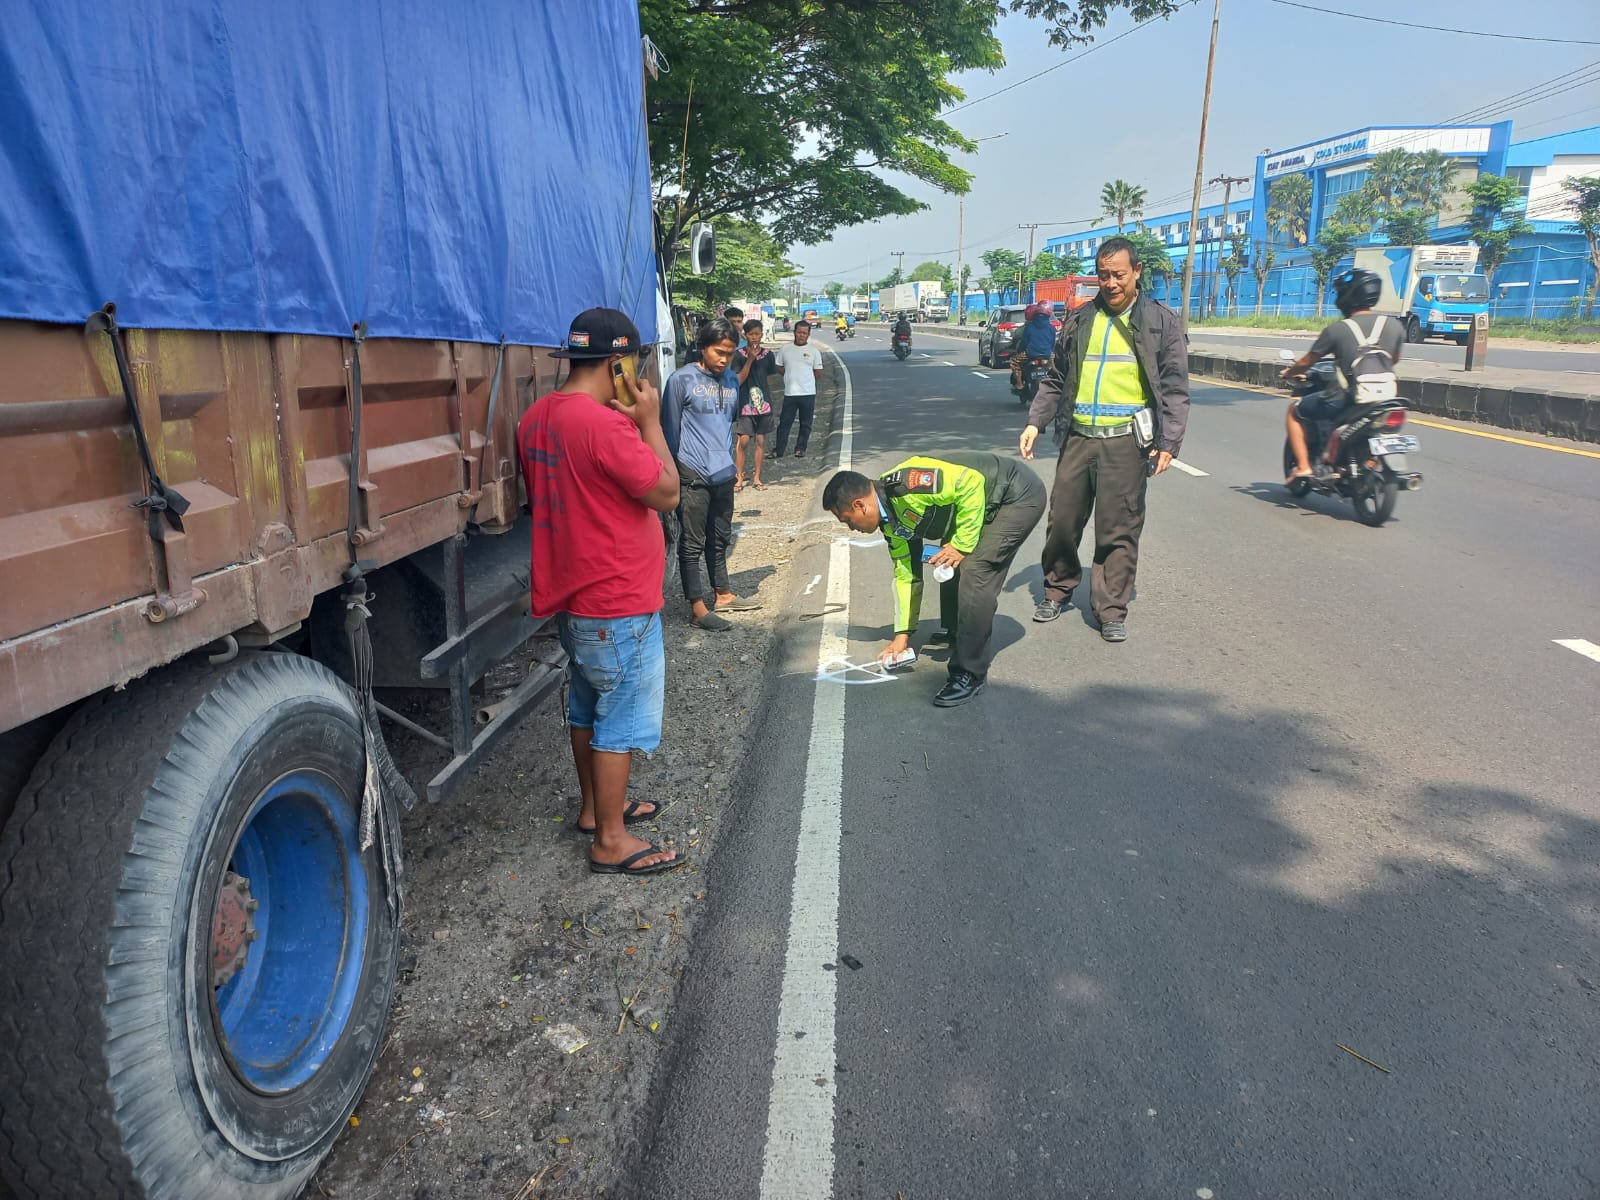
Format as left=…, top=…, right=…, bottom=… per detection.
left=892, top=331, right=912, bottom=360
left=1281, top=354, right=1422, bottom=527
left=836, top=325, right=848, bottom=341
left=1014, top=355, right=1049, bottom=407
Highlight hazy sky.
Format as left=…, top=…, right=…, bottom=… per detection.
left=790, top=0, right=1600, bottom=288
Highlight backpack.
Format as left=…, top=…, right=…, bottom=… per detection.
left=1343, top=316, right=1397, bottom=403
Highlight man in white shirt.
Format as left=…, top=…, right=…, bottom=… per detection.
left=773, top=320, right=825, bottom=457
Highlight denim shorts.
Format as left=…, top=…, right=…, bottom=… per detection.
left=556, top=612, right=665, bottom=755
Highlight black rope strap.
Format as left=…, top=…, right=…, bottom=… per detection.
left=86, top=304, right=190, bottom=538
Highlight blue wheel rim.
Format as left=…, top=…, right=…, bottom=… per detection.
left=213, top=769, right=370, bottom=1094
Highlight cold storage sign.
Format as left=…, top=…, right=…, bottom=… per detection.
left=1265, top=132, right=1368, bottom=178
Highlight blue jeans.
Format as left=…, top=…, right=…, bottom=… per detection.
left=556, top=612, right=665, bottom=755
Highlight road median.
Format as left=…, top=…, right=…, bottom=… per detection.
left=1188, top=343, right=1600, bottom=444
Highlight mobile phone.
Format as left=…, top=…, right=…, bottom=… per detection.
left=611, top=354, right=638, bottom=406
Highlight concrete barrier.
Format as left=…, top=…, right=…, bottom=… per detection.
left=1187, top=350, right=1600, bottom=444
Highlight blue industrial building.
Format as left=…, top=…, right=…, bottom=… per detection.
left=1041, top=120, right=1598, bottom=319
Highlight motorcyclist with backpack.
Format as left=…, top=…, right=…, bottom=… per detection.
left=1009, top=301, right=1059, bottom=395
left=1280, top=268, right=1404, bottom=484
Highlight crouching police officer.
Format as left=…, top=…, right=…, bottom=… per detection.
left=824, top=452, right=1045, bottom=707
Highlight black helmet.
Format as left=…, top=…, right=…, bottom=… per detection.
left=1333, top=268, right=1382, bottom=317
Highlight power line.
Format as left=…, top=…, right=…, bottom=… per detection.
left=1444, top=65, right=1600, bottom=125
left=1440, top=59, right=1600, bottom=124
left=1515, top=104, right=1600, bottom=133
left=1265, top=0, right=1600, bottom=44
left=943, top=0, right=1202, bottom=116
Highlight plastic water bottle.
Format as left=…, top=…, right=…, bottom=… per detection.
left=932, top=563, right=955, bottom=584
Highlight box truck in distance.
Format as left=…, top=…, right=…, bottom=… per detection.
left=1352, top=245, right=1490, bottom=344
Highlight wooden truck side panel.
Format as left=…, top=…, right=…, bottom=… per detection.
left=0, top=319, right=559, bottom=733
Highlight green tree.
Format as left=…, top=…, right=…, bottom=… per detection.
left=1464, top=173, right=1533, bottom=286
left=1382, top=208, right=1433, bottom=248
left=1251, top=239, right=1277, bottom=316
left=824, top=281, right=845, bottom=309
left=1009, top=0, right=1186, bottom=45
left=1332, top=187, right=1378, bottom=231
left=668, top=216, right=797, bottom=306
left=1025, top=251, right=1072, bottom=285
left=1267, top=174, right=1312, bottom=247
left=981, top=248, right=1027, bottom=298
left=1366, top=148, right=1415, bottom=215
left=646, top=1, right=1182, bottom=258
left=1563, top=175, right=1600, bottom=318
left=876, top=268, right=904, bottom=288
left=1100, top=179, right=1147, bottom=231
left=1123, top=230, right=1172, bottom=283
left=1407, top=148, right=1456, bottom=219
left=909, top=260, right=953, bottom=292
left=975, top=274, right=994, bottom=309
left=1219, top=232, right=1248, bottom=317
left=1308, top=220, right=1361, bottom=317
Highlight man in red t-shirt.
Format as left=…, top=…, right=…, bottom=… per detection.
left=519, top=307, right=685, bottom=876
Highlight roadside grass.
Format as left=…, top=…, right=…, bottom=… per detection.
left=1487, top=317, right=1600, bottom=344
left=1190, top=315, right=1324, bottom=332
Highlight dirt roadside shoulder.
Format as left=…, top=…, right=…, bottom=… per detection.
left=312, top=347, right=849, bottom=1200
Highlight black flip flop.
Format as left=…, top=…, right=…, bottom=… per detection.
left=589, top=845, right=686, bottom=876
left=572, top=799, right=668, bottom=836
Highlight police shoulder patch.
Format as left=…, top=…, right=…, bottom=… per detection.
left=902, top=467, right=942, bottom=494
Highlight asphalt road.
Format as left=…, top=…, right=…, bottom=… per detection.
left=631, top=329, right=1600, bottom=1200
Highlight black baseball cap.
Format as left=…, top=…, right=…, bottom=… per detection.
left=550, top=307, right=642, bottom=359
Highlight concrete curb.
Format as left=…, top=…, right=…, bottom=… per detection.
left=1187, top=350, right=1600, bottom=444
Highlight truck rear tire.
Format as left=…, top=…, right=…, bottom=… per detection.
left=0, top=653, right=400, bottom=1200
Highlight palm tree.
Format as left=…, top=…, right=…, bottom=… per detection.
left=1266, top=174, right=1312, bottom=247
left=1366, top=148, right=1414, bottom=215
left=1407, top=149, right=1456, bottom=219
left=1100, top=180, right=1147, bottom=232
left=1333, top=186, right=1378, bottom=231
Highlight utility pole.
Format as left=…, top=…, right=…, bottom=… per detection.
left=955, top=199, right=965, bottom=323
left=1207, top=173, right=1250, bottom=319
left=892, top=250, right=906, bottom=284
left=1018, top=223, right=1041, bottom=303
left=1180, top=0, right=1223, bottom=325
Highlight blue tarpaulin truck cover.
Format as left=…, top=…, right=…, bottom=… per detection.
left=0, top=0, right=658, bottom=345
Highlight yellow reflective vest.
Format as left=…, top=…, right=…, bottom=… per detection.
left=1073, top=307, right=1145, bottom=427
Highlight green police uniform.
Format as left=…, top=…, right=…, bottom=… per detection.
left=873, top=451, right=1046, bottom=681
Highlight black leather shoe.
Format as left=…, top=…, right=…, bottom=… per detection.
left=932, top=672, right=985, bottom=707
left=1033, top=599, right=1069, bottom=622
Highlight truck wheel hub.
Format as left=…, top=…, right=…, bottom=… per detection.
left=211, top=870, right=259, bottom=988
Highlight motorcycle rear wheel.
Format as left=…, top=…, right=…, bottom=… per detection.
left=1351, top=475, right=1398, bottom=526
left=1281, top=440, right=1313, bottom=498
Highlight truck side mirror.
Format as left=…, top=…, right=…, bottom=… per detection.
left=687, top=222, right=716, bottom=276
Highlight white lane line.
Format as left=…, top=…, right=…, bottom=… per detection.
left=1554, top=638, right=1600, bottom=663
left=760, top=348, right=852, bottom=1198
left=940, top=361, right=955, bottom=367
left=1170, top=460, right=1209, bottom=477
left=971, top=371, right=990, bottom=379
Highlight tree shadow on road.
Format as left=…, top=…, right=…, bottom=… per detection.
left=829, top=678, right=1600, bottom=1200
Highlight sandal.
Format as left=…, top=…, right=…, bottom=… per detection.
left=589, top=845, right=685, bottom=875
left=572, top=799, right=668, bottom=835
left=734, top=477, right=746, bottom=492
left=752, top=479, right=768, bottom=490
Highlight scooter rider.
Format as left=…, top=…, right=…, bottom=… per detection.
left=1280, top=268, right=1404, bottom=484
left=892, top=311, right=912, bottom=340
left=823, top=452, right=1045, bottom=708
left=1010, top=301, right=1058, bottom=393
